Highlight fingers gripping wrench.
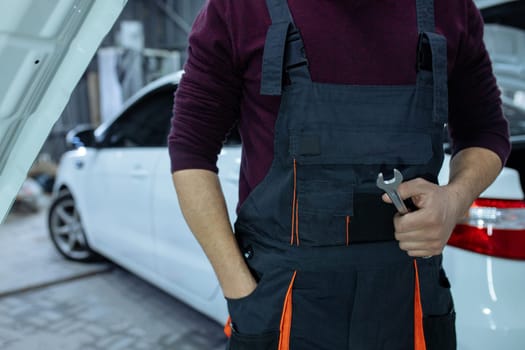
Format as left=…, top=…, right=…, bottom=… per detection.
left=376, top=169, right=409, bottom=215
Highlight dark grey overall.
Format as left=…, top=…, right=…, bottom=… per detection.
left=226, top=0, right=456, bottom=349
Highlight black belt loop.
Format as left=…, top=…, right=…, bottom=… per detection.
left=417, top=33, right=433, bottom=72
left=284, top=26, right=308, bottom=70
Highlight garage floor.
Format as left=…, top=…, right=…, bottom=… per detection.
left=0, top=201, right=227, bottom=350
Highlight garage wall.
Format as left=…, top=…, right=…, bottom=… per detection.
left=102, top=0, right=205, bottom=53
left=40, top=0, right=206, bottom=162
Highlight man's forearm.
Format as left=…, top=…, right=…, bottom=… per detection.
left=447, top=146, right=503, bottom=215
left=172, top=169, right=256, bottom=299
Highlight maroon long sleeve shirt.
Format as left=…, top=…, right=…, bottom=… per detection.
left=168, top=0, right=510, bottom=208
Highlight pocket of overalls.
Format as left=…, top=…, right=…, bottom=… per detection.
left=418, top=258, right=455, bottom=315
left=296, top=180, right=353, bottom=246
left=225, top=272, right=271, bottom=334
left=225, top=269, right=295, bottom=349
left=423, top=311, right=456, bottom=350
left=417, top=257, right=457, bottom=350
left=291, top=129, right=433, bottom=166
left=227, top=330, right=279, bottom=350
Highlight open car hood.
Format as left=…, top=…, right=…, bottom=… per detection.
left=0, top=0, right=126, bottom=222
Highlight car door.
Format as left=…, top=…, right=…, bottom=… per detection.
left=86, top=86, right=174, bottom=275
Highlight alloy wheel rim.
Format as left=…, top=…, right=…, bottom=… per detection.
left=50, top=198, right=91, bottom=260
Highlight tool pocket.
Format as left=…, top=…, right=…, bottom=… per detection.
left=423, top=312, right=456, bottom=350
left=227, top=330, right=279, bottom=350
left=417, top=257, right=457, bottom=349
left=418, top=257, right=455, bottom=316
left=296, top=180, right=353, bottom=246
left=348, top=261, right=415, bottom=349
left=225, top=269, right=295, bottom=349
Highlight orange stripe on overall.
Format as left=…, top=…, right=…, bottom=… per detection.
left=414, top=260, right=426, bottom=350
left=278, top=271, right=297, bottom=350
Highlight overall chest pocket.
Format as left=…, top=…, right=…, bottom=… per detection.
left=295, top=180, right=353, bottom=246
left=290, top=127, right=434, bottom=247
left=290, top=128, right=434, bottom=166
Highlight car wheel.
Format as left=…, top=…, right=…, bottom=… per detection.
left=48, top=192, right=98, bottom=262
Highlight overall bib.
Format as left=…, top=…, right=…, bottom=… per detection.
left=225, top=0, right=456, bottom=349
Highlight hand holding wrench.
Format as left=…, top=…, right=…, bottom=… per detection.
left=377, top=169, right=433, bottom=258
left=376, top=169, right=409, bottom=215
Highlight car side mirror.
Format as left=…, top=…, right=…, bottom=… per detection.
left=66, top=125, right=96, bottom=149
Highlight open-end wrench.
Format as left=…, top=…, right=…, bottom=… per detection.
left=376, top=168, right=409, bottom=215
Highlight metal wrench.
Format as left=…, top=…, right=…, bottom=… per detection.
left=376, top=168, right=409, bottom=215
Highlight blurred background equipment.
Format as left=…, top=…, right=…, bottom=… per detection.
left=40, top=0, right=205, bottom=163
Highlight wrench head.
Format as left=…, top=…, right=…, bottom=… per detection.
left=376, top=168, right=404, bottom=191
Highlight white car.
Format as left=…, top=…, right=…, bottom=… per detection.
left=1, top=0, right=524, bottom=349
left=48, top=71, right=240, bottom=321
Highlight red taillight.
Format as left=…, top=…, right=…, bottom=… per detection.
left=447, top=198, right=525, bottom=260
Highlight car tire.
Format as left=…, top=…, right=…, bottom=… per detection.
left=48, top=192, right=100, bottom=262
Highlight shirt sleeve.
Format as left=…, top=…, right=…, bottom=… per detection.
left=168, top=0, right=241, bottom=174
left=447, top=0, right=511, bottom=166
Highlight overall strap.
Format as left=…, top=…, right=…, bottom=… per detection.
left=265, top=0, right=293, bottom=22
left=261, top=0, right=311, bottom=96
left=415, top=0, right=448, bottom=124
left=416, top=0, right=435, bottom=33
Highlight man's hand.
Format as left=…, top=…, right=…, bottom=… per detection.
left=382, top=147, right=503, bottom=257
left=224, top=275, right=258, bottom=300
left=382, top=178, right=468, bottom=257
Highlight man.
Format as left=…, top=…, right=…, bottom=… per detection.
left=169, top=0, right=510, bottom=349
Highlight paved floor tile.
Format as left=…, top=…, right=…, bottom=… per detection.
left=0, top=207, right=227, bottom=350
